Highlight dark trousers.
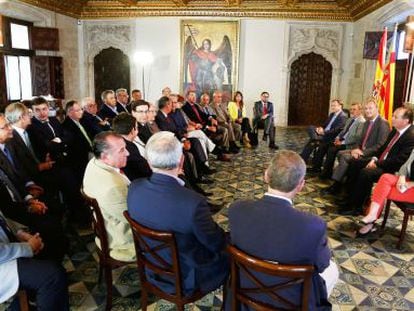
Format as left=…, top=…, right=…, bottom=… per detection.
left=319, top=144, right=346, bottom=176
left=254, top=118, right=275, bottom=145
left=240, top=118, right=251, bottom=135
left=11, top=258, right=69, bottom=311
left=346, top=159, right=384, bottom=211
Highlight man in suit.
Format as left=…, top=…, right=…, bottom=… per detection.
left=0, top=210, right=69, bottom=309
left=112, top=113, right=152, bottom=181
left=312, top=102, right=365, bottom=178
left=130, top=100, right=152, bottom=144
left=128, top=131, right=229, bottom=295
left=80, top=97, right=111, bottom=139
left=116, top=88, right=130, bottom=113
left=340, top=106, right=414, bottom=215
left=98, top=90, right=119, bottom=125
left=228, top=150, right=338, bottom=310
left=301, top=99, right=347, bottom=163
left=83, top=131, right=135, bottom=261
left=323, top=99, right=389, bottom=195
left=253, top=91, right=278, bottom=149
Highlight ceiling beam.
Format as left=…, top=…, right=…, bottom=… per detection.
left=226, top=0, right=242, bottom=5
left=171, top=0, right=188, bottom=6
left=118, top=0, right=137, bottom=6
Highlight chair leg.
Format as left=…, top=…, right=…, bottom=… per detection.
left=141, top=288, right=148, bottom=311
left=176, top=303, right=185, bottom=311
left=98, top=260, right=104, bottom=283
left=18, top=290, right=29, bottom=311
left=381, top=200, right=392, bottom=232
left=397, top=211, right=410, bottom=250
left=104, top=265, right=113, bottom=311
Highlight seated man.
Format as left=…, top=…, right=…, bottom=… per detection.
left=300, top=99, right=347, bottom=163
left=83, top=131, right=135, bottom=261
left=253, top=91, right=278, bottom=149
left=127, top=131, right=229, bottom=295
left=80, top=97, right=111, bottom=139
left=228, top=150, right=338, bottom=310
left=0, top=210, right=69, bottom=310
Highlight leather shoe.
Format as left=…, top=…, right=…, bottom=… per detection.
left=337, top=208, right=359, bottom=216
left=209, top=203, right=223, bottom=214
left=262, top=135, right=268, bottom=141
left=217, top=153, right=231, bottom=162
left=203, top=167, right=217, bottom=175
left=197, top=177, right=214, bottom=185
left=269, top=144, right=279, bottom=150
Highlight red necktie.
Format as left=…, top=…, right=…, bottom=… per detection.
left=361, top=121, right=374, bottom=150
left=263, top=103, right=268, bottom=115
left=191, top=105, right=204, bottom=124
left=378, top=131, right=400, bottom=162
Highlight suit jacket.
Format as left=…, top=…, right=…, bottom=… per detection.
left=123, top=139, right=152, bottom=181
left=253, top=101, right=275, bottom=133
left=137, top=123, right=153, bottom=144
left=155, top=111, right=182, bottom=138
left=116, top=102, right=129, bottom=114
left=0, top=210, right=32, bottom=303
left=340, top=115, right=365, bottom=148
left=375, top=125, right=414, bottom=173
left=80, top=111, right=110, bottom=139
left=358, top=116, right=390, bottom=157
left=62, top=118, right=93, bottom=177
left=229, top=196, right=331, bottom=310
left=182, top=102, right=210, bottom=127
left=398, top=149, right=414, bottom=180
left=98, top=104, right=118, bottom=125
left=320, top=111, right=347, bottom=142
left=209, top=103, right=230, bottom=125
left=7, top=129, right=39, bottom=180
left=83, top=158, right=135, bottom=261
left=127, top=173, right=228, bottom=295
left=27, top=117, right=69, bottom=164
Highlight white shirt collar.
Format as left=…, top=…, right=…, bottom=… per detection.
left=398, top=124, right=411, bottom=136
left=264, top=192, right=293, bottom=205
left=12, top=125, right=25, bottom=137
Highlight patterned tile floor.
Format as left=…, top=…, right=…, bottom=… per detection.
left=59, top=127, right=414, bottom=310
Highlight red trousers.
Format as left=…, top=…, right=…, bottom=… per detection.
left=372, top=173, right=414, bottom=218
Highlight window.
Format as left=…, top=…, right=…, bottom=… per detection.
left=4, top=55, right=32, bottom=100
left=10, top=23, right=30, bottom=50
left=397, top=31, right=409, bottom=60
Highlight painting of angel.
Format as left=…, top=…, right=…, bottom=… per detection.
left=181, top=20, right=239, bottom=101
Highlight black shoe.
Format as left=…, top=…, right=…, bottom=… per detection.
left=321, top=182, right=341, bottom=195
left=203, top=167, right=217, bottom=175
left=338, top=209, right=359, bottom=216
left=197, top=177, right=214, bottom=185
left=209, top=203, right=223, bottom=214
left=262, top=135, right=268, bottom=141
left=192, top=184, right=213, bottom=196
left=307, top=167, right=321, bottom=174
left=229, top=146, right=240, bottom=154
left=269, top=144, right=279, bottom=150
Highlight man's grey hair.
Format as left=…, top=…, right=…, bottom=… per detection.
left=115, top=88, right=128, bottom=96
left=5, top=103, right=28, bottom=124
left=146, top=131, right=182, bottom=170
left=266, top=150, right=306, bottom=193
left=93, top=131, right=122, bottom=159
left=81, top=97, right=94, bottom=108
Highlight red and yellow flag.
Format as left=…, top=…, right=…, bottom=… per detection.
left=373, top=27, right=387, bottom=117
left=382, top=24, right=398, bottom=126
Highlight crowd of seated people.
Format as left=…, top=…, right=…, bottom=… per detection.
left=6, top=87, right=412, bottom=309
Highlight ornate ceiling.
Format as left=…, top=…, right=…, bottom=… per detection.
left=17, top=0, right=392, bottom=21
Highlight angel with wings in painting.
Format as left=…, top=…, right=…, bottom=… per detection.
left=184, top=35, right=232, bottom=98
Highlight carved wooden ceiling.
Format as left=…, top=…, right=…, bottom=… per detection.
left=17, top=0, right=392, bottom=21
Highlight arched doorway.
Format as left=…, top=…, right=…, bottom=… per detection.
left=288, top=52, right=332, bottom=126
left=94, top=47, right=130, bottom=105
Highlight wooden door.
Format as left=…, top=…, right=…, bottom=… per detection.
left=288, top=52, right=332, bottom=126
left=94, top=47, right=130, bottom=106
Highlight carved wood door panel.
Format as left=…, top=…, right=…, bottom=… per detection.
left=94, top=47, right=130, bottom=106
left=394, top=59, right=407, bottom=109
left=288, top=52, right=332, bottom=126
left=32, top=56, right=64, bottom=98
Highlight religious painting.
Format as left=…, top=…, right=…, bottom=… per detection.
left=181, top=20, right=239, bottom=102
left=363, top=31, right=397, bottom=60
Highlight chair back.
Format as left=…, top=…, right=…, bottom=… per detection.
left=124, top=211, right=193, bottom=303
left=227, top=244, right=315, bottom=311
left=81, top=189, right=111, bottom=260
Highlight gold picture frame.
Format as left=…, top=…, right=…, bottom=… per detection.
left=180, top=20, right=240, bottom=102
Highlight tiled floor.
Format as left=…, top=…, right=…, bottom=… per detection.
left=62, top=127, right=414, bottom=310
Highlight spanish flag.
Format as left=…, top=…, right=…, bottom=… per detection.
left=382, top=24, right=398, bottom=126
left=373, top=27, right=387, bottom=118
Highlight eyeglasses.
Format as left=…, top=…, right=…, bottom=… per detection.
left=135, top=110, right=148, bottom=114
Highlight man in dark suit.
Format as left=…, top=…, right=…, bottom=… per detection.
left=228, top=150, right=338, bottom=310
left=80, top=97, right=111, bottom=139
left=98, top=90, right=119, bottom=125
left=130, top=100, right=153, bottom=144
left=253, top=91, right=278, bottom=149
left=115, top=88, right=130, bottom=113
left=112, top=113, right=152, bottom=181
left=300, top=99, right=347, bottom=163
left=128, top=131, right=229, bottom=295
left=341, top=106, right=414, bottom=216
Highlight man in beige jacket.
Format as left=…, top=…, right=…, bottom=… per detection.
left=83, top=131, right=135, bottom=261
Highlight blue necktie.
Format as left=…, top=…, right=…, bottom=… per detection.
left=2, top=146, right=15, bottom=168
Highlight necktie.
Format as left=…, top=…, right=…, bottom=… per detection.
left=263, top=103, right=268, bottom=115
left=76, top=122, right=93, bottom=147
left=95, top=115, right=103, bottom=122
left=339, top=118, right=355, bottom=140
left=2, top=146, right=15, bottom=168
left=0, top=168, right=23, bottom=202
left=23, top=131, right=39, bottom=163
left=361, top=121, right=374, bottom=150
left=44, top=120, right=56, bottom=137
left=0, top=215, right=16, bottom=242
left=191, top=105, right=203, bottom=124
left=324, top=113, right=337, bottom=131
left=379, top=131, right=400, bottom=162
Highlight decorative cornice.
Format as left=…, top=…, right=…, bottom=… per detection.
left=14, top=0, right=394, bottom=21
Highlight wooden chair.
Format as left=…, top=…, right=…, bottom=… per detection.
left=123, top=211, right=205, bottom=311
left=381, top=200, right=414, bottom=249
left=81, top=190, right=134, bottom=311
left=227, top=244, right=314, bottom=311
left=17, top=290, right=29, bottom=311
